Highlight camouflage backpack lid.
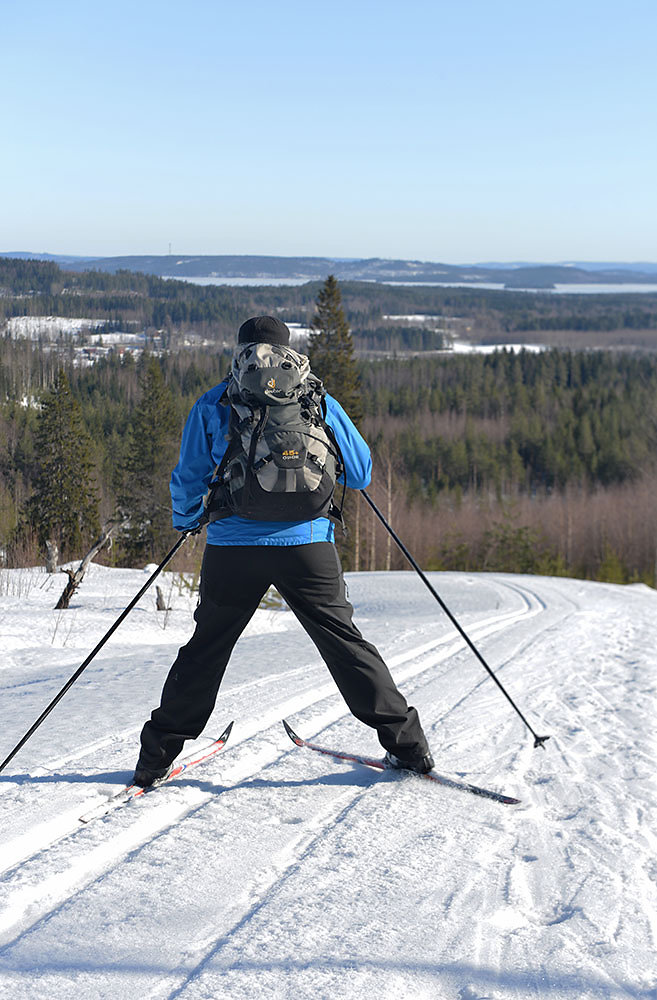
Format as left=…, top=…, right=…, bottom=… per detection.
left=204, top=343, right=345, bottom=524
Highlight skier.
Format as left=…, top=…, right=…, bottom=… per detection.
left=133, top=315, right=434, bottom=786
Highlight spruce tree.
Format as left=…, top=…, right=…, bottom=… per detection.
left=308, top=275, right=363, bottom=426
left=118, top=356, right=180, bottom=562
left=27, top=369, right=99, bottom=559
left=308, top=276, right=365, bottom=569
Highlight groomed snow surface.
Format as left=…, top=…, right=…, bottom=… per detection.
left=0, top=564, right=655, bottom=1000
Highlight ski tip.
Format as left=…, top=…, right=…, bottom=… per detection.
left=282, top=719, right=303, bottom=745
left=218, top=720, right=235, bottom=743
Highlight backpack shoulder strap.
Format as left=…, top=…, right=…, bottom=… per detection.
left=317, top=399, right=348, bottom=530
left=202, top=382, right=248, bottom=522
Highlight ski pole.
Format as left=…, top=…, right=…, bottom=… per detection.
left=0, top=530, right=194, bottom=775
left=360, top=490, right=550, bottom=750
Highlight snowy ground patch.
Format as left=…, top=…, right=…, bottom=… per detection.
left=0, top=565, right=655, bottom=999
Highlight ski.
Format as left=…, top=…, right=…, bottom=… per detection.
left=79, top=721, right=234, bottom=823
left=282, top=720, right=520, bottom=806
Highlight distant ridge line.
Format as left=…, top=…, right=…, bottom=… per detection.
left=1, top=252, right=656, bottom=287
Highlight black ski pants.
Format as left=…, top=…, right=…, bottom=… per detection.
left=139, top=542, right=429, bottom=768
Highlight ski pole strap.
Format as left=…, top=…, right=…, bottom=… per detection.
left=360, top=490, right=550, bottom=751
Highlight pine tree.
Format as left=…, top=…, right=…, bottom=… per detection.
left=118, top=356, right=180, bottom=562
left=27, top=369, right=99, bottom=559
left=308, top=275, right=363, bottom=426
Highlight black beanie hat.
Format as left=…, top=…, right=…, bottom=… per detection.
left=238, top=315, right=291, bottom=346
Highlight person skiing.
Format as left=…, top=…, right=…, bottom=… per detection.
left=132, top=315, right=434, bottom=786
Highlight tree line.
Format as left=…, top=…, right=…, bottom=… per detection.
left=2, top=271, right=657, bottom=584
left=362, top=349, right=657, bottom=493
left=3, top=257, right=657, bottom=351
left=357, top=350, right=657, bottom=585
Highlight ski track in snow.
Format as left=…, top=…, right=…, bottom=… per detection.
left=0, top=581, right=537, bottom=883
left=0, top=567, right=656, bottom=999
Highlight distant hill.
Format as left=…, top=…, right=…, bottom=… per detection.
left=0, top=251, right=91, bottom=265
left=561, top=261, right=657, bottom=274
left=1, top=252, right=656, bottom=288
left=478, top=260, right=657, bottom=275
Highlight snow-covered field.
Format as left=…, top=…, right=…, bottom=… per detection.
left=5, top=317, right=105, bottom=340
left=0, top=563, right=655, bottom=1000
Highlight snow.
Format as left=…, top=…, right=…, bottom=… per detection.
left=382, top=314, right=444, bottom=321
left=0, top=563, right=655, bottom=999
left=451, top=341, right=548, bottom=355
left=6, top=317, right=106, bottom=340
left=283, top=322, right=312, bottom=346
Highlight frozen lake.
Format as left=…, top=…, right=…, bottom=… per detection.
left=169, top=276, right=657, bottom=294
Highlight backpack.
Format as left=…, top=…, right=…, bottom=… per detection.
left=203, top=342, right=345, bottom=525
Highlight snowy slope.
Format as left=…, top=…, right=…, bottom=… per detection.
left=0, top=565, right=655, bottom=1000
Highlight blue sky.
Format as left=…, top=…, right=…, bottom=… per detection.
left=3, top=0, right=655, bottom=261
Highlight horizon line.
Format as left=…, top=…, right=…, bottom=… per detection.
left=2, top=251, right=657, bottom=268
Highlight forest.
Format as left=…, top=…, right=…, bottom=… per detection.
left=1, top=336, right=656, bottom=586
left=2, top=257, right=657, bottom=585
left=3, top=257, right=657, bottom=351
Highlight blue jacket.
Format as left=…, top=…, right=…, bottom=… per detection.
left=170, top=379, right=372, bottom=545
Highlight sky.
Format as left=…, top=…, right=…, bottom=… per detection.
left=2, top=0, right=656, bottom=262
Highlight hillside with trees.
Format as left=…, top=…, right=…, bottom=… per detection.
left=3, top=257, right=657, bottom=353
left=2, top=263, right=657, bottom=585
left=357, top=350, right=657, bottom=583
left=4, top=250, right=656, bottom=287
